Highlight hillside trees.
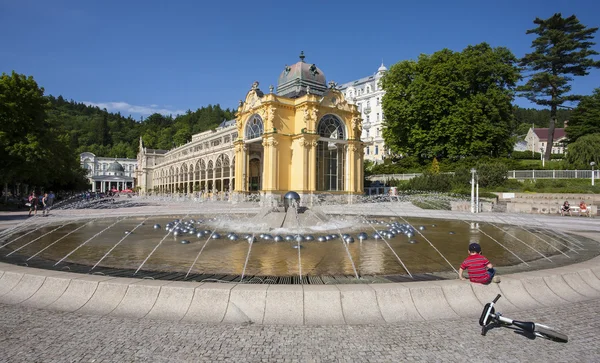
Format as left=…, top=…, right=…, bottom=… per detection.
left=566, top=88, right=600, bottom=142
left=381, top=43, right=520, bottom=161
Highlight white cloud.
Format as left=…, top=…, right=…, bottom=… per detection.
left=82, top=101, right=186, bottom=116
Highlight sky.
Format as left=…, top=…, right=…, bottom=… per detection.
left=1, top=0, right=599, bottom=119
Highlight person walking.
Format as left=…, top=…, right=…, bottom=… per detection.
left=28, top=192, right=39, bottom=216
left=47, top=191, right=55, bottom=210
left=42, top=193, right=49, bottom=216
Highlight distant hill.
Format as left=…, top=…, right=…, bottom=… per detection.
left=46, top=95, right=236, bottom=159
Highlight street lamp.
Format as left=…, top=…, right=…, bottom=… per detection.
left=540, top=146, right=545, bottom=168
left=470, top=168, right=477, bottom=213
left=592, top=162, right=596, bottom=186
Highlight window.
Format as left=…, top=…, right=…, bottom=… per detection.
left=366, top=130, right=370, bottom=138
left=245, top=114, right=264, bottom=139
left=376, top=128, right=380, bottom=137
left=376, top=113, right=380, bottom=121
left=375, top=146, right=379, bottom=155
left=366, top=115, right=370, bottom=123
left=366, top=147, right=370, bottom=155
left=317, top=114, right=345, bottom=139
left=376, top=97, right=380, bottom=105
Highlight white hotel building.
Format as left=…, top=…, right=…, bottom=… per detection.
left=338, top=63, right=389, bottom=163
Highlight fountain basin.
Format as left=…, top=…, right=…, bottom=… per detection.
left=1, top=214, right=595, bottom=280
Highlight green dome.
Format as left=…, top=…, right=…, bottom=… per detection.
left=108, top=161, right=125, bottom=174
left=276, top=51, right=327, bottom=98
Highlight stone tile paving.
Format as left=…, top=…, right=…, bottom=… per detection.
left=1, top=299, right=599, bottom=363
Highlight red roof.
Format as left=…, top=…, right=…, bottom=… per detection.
left=533, top=128, right=566, bottom=141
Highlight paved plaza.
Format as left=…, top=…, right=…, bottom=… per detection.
left=0, top=298, right=599, bottom=362
left=1, top=198, right=600, bottom=362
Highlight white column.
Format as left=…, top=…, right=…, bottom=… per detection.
left=470, top=169, right=476, bottom=214
left=475, top=178, right=479, bottom=213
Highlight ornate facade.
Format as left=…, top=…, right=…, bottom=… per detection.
left=80, top=152, right=136, bottom=192
left=136, top=122, right=237, bottom=194
left=136, top=53, right=365, bottom=201
left=338, top=63, right=388, bottom=163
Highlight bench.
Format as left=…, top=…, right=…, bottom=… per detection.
left=560, top=205, right=592, bottom=217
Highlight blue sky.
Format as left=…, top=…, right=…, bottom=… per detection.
left=1, top=0, right=599, bottom=118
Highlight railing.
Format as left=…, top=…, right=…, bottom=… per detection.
left=507, top=170, right=597, bottom=179
left=368, top=170, right=597, bottom=183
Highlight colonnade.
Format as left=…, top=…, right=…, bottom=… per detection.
left=152, top=154, right=235, bottom=194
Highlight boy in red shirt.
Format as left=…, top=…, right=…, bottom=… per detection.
left=458, top=243, right=500, bottom=284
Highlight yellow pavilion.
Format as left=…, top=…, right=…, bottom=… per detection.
left=233, top=52, right=365, bottom=202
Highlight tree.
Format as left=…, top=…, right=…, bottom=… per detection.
left=381, top=43, right=520, bottom=161
left=518, top=13, right=600, bottom=161
left=95, top=113, right=111, bottom=146
left=0, top=72, right=88, bottom=192
left=565, top=133, right=600, bottom=168
left=0, top=71, right=51, bottom=186
left=566, top=88, right=600, bottom=142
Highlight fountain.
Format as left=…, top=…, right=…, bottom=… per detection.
left=0, top=192, right=598, bottom=284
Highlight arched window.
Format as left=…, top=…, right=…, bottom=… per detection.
left=317, top=114, right=346, bottom=140
left=245, top=114, right=264, bottom=139
left=316, top=114, right=346, bottom=191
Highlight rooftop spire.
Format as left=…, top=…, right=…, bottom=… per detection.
left=299, top=50, right=305, bottom=62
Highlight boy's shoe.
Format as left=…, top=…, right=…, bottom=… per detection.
left=492, top=276, right=501, bottom=283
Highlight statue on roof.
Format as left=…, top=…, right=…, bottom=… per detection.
left=309, top=64, right=319, bottom=76
left=251, top=81, right=259, bottom=90
left=328, top=80, right=338, bottom=90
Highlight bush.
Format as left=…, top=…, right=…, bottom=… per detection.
left=402, top=172, right=453, bottom=192
left=475, top=161, right=508, bottom=187
left=565, top=133, right=600, bottom=169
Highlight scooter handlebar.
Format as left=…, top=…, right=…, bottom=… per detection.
left=492, top=294, right=501, bottom=303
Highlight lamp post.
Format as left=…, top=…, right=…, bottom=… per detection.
left=540, top=146, right=545, bottom=168
left=592, top=162, right=596, bottom=186
left=475, top=173, right=480, bottom=213
left=470, top=168, right=476, bottom=213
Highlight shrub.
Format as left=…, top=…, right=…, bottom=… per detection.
left=475, top=161, right=508, bottom=187
left=404, top=172, right=453, bottom=192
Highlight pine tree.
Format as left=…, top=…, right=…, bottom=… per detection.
left=518, top=13, right=600, bottom=160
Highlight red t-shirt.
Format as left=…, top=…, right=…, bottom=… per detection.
left=460, top=254, right=491, bottom=283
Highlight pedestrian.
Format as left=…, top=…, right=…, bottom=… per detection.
left=42, top=193, right=49, bottom=216
left=458, top=243, right=500, bottom=284
left=28, top=192, right=39, bottom=216
left=48, top=191, right=55, bottom=210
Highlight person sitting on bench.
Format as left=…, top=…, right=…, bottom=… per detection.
left=579, top=201, right=590, bottom=217
left=561, top=201, right=571, bottom=216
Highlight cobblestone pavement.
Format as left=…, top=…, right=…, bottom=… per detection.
left=1, top=299, right=599, bottom=363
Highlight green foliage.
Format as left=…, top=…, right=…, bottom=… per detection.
left=2, top=72, right=236, bottom=191
left=369, top=157, right=424, bottom=174
left=512, top=106, right=571, bottom=130
left=381, top=43, right=520, bottom=160
left=401, top=172, right=454, bottom=192
left=47, top=97, right=236, bottom=157
left=566, top=88, right=600, bottom=143
left=0, top=72, right=87, bottom=190
left=475, top=161, right=508, bottom=187
left=429, top=157, right=440, bottom=174
left=565, top=133, right=600, bottom=168
left=518, top=13, right=600, bottom=160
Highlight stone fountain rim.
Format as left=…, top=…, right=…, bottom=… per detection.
left=1, top=205, right=599, bottom=325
